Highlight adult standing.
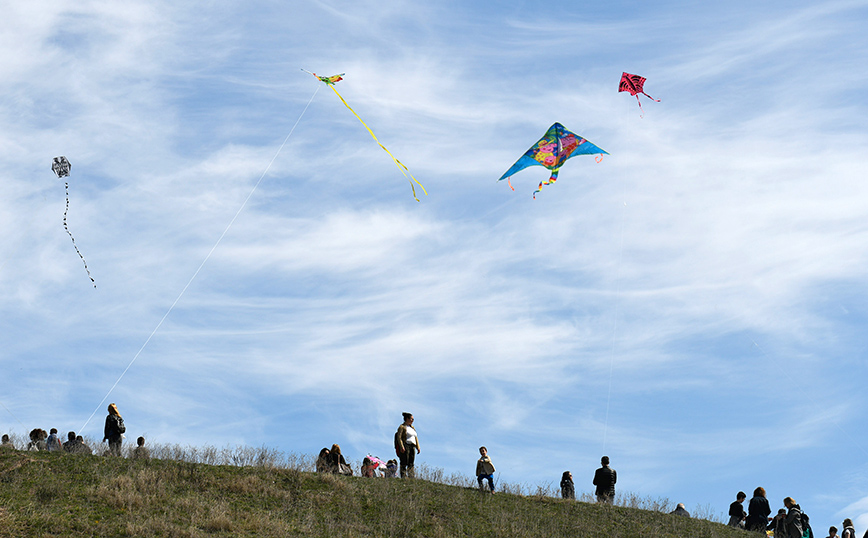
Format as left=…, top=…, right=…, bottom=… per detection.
left=560, top=471, right=576, bottom=500
left=394, top=412, right=420, bottom=478
left=782, top=497, right=803, bottom=538
left=841, top=519, right=856, bottom=538
left=746, top=487, right=772, bottom=532
left=103, top=403, right=126, bottom=456
left=593, top=456, right=616, bottom=504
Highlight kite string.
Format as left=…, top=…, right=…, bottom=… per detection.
left=64, top=182, right=97, bottom=288
left=79, top=85, right=321, bottom=433
left=602, top=179, right=628, bottom=453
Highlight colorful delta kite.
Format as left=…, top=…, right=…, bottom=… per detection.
left=52, top=156, right=96, bottom=288
left=303, top=70, right=427, bottom=201
left=619, top=72, right=660, bottom=117
left=498, top=123, right=608, bottom=199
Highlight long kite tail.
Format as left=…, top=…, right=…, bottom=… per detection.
left=532, top=169, right=560, bottom=199
left=64, top=182, right=96, bottom=288
left=327, top=84, right=427, bottom=201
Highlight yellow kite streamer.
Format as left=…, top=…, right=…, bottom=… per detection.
left=303, top=70, right=427, bottom=201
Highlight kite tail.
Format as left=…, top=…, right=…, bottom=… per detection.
left=641, top=91, right=661, bottom=103
left=507, top=177, right=515, bottom=191
left=63, top=182, right=96, bottom=288
left=328, top=85, right=427, bottom=201
left=532, top=169, right=559, bottom=199
left=595, top=154, right=604, bottom=163
left=635, top=95, right=645, bottom=118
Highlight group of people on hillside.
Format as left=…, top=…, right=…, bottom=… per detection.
left=559, top=456, right=618, bottom=505
left=0, top=403, right=149, bottom=460
left=724, top=486, right=865, bottom=538
left=316, top=412, right=421, bottom=479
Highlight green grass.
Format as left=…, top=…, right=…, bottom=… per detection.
left=0, top=448, right=750, bottom=537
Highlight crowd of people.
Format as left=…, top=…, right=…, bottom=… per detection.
left=0, top=403, right=149, bottom=460
left=4, top=407, right=867, bottom=536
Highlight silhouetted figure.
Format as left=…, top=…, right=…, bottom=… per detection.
left=328, top=444, right=351, bottom=475
left=746, top=486, right=772, bottom=532
left=0, top=434, right=14, bottom=450
left=827, top=525, right=839, bottom=538
left=593, top=456, right=616, bottom=504
left=560, top=471, right=575, bottom=500
left=729, top=491, right=747, bottom=528
left=76, top=435, right=93, bottom=455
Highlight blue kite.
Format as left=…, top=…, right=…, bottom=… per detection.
left=498, top=123, right=608, bottom=198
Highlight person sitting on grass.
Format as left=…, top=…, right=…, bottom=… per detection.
left=133, top=436, right=150, bottom=460
left=316, top=448, right=330, bottom=473
left=476, top=446, right=496, bottom=493
left=0, top=434, right=14, bottom=450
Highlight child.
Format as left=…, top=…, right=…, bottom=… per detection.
left=385, top=459, right=398, bottom=478
left=828, top=526, right=840, bottom=538
left=476, top=446, right=496, bottom=493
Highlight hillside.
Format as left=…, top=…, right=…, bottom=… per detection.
left=0, top=450, right=750, bottom=537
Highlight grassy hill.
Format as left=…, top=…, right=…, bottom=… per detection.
left=0, top=448, right=750, bottom=537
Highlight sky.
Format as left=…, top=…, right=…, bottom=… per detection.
left=2, top=0, right=868, bottom=529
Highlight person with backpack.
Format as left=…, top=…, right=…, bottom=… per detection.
left=783, top=497, right=803, bottom=538
left=103, top=403, right=126, bottom=456
left=394, top=412, right=420, bottom=478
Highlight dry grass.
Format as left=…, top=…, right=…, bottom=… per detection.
left=0, top=443, right=743, bottom=538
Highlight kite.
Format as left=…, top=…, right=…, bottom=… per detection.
left=619, top=72, right=660, bottom=117
left=303, top=70, right=427, bottom=201
left=52, top=156, right=96, bottom=288
left=498, top=123, right=608, bottom=199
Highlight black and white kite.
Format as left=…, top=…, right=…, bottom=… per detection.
left=52, top=156, right=95, bottom=288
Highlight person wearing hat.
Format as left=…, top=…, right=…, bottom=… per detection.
left=103, top=403, right=126, bottom=456
left=394, top=412, right=420, bottom=478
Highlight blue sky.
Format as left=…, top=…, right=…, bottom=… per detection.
left=3, top=0, right=868, bottom=529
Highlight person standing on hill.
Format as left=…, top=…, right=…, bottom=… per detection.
left=746, top=486, right=772, bottom=532
left=782, top=497, right=803, bottom=538
left=560, top=471, right=576, bottom=500
left=840, top=519, right=856, bottom=538
left=593, top=456, right=616, bottom=504
left=394, top=412, right=420, bottom=478
left=476, top=446, right=496, bottom=493
left=103, top=403, right=126, bottom=456
left=728, top=491, right=747, bottom=528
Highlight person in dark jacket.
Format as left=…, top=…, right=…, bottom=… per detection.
left=746, top=486, right=772, bottom=532
left=560, top=471, right=575, bottom=500
left=670, top=503, right=690, bottom=517
left=328, top=444, right=351, bottom=475
left=841, top=519, right=856, bottom=538
left=593, top=456, right=616, bottom=504
left=729, top=491, right=747, bottom=528
left=103, top=403, right=126, bottom=456
left=783, top=497, right=803, bottom=538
